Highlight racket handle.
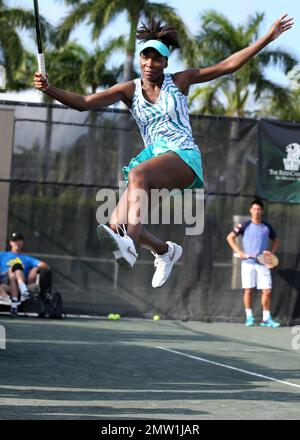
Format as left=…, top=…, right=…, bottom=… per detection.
left=37, top=53, right=46, bottom=75
left=233, top=253, right=250, bottom=259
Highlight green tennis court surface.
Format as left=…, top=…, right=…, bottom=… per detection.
left=0, top=317, right=300, bottom=420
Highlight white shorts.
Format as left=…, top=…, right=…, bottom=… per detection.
left=241, top=261, right=272, bottom=290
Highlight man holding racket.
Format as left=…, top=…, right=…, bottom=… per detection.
left=227, top=199, right=280, bottom=327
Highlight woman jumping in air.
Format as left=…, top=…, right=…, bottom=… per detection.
left=34, top=14, right=293, bottom=288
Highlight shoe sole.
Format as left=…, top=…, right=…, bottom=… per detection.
left=97, top=225, right=133, bottom=270
left=0, top=301, right=11, bottom=306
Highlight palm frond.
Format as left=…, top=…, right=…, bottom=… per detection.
left=258, top=49, right=297, bottom=74
left=189, top=78, right=227, bottom=115
left=143, top=3, right=199, bottom=65
left=56, top=2, right=94, bottom=46
left=244, top=12, right=264, bottom=41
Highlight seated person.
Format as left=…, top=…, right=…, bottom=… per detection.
left=0, top=232, right=50, bottom=317
left=0, top=283, right=11, bottom=306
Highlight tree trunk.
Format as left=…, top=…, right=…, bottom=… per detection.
left=117, top=14, right=139, bottom=183
left=123, top=52, right=135, bottom=83
left=43, top=105, right=53, bottom=181
left=84, top=110, right=97, bottom=194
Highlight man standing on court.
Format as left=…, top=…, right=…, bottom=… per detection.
left=226, top=199, right=280, bottom=327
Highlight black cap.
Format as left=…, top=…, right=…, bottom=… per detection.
left=10, top=232, right=24, bottom=241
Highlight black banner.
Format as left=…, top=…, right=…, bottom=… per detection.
left=257, top=119, right=300, bottom=203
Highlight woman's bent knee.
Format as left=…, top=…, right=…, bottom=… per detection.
left=128, top=167, right=149, bottom=188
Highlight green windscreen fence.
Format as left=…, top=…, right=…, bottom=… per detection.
left=1, top=101, right=299, bottom=324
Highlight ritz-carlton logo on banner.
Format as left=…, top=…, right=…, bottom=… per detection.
left=268, top=142, right=300, bottom=182
left=283, top=143, right=300, bottom=171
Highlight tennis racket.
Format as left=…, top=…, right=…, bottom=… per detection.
left=33, top=0, right=46, bottom=75
left=233, top=252, right=279, bottom=269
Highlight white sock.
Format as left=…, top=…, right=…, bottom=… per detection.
left=263, top=310, right=270, bottom=321
left=245, top=308, right=253, bottom=318
left=11, top=298, right=19, bottom=309
left=18, top=281, right=29, bottom=296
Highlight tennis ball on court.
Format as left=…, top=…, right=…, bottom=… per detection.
left=108, top=313, right=115, bottom=320
left=114, top=313, right=121, bottom=320
left=153, top=314, right=160, bottom=321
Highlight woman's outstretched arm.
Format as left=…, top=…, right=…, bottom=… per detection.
left=33, top=73, right=134, bottom=111
left=174, top=13, right=294, bottom=89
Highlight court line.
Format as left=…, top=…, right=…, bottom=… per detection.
left=156, top=346, right=300, bottom=390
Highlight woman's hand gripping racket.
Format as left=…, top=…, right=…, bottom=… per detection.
left=233, top=251, right=279, bottom=269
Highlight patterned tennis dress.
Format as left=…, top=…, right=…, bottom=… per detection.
left=122, top=73, right=203, bottom=189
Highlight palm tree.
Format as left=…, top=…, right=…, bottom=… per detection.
left=57, top=0, right=196, bottom=178
left=37, top=42, right=89, bottom=182
left=260, top=65, right=300, bottom=121
left=0, top=0, right=52, bottom=90
left=189, top=11, right=298, bottom=117
left=78, top=38, right=125, bottom=186
left=40, top=39, right=124, bottom=184
left=57, top=0, right=196, bottom=82
left=80, top=36, right=125, bottom=93
left=259, top=87, right=300, bottom=122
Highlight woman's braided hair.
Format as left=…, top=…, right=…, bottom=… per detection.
left=136, top=17, right=180, bottom=49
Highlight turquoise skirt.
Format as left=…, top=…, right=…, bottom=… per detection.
left=122, top=140, right=204, bottom=189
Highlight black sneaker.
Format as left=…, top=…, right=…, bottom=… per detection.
left=10, top=306, right=18, bottom=318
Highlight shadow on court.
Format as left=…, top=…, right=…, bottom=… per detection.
left=0, top=317, right=300, bottom=420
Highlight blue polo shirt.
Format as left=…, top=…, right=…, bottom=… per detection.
left=233, top=220, right=277, bottom=263
left=0, top=252, right=41, bottom=277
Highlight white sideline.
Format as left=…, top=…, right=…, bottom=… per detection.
left=156, top=346, right=300, bottom=390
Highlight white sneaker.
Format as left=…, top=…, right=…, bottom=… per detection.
left=20, top=291, right=30, bottom=302
left=97, top=224, right=138, bottom=269
left=151, top=241, right=183, bottom=288
left=0, top=295, right=12, bottom=306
